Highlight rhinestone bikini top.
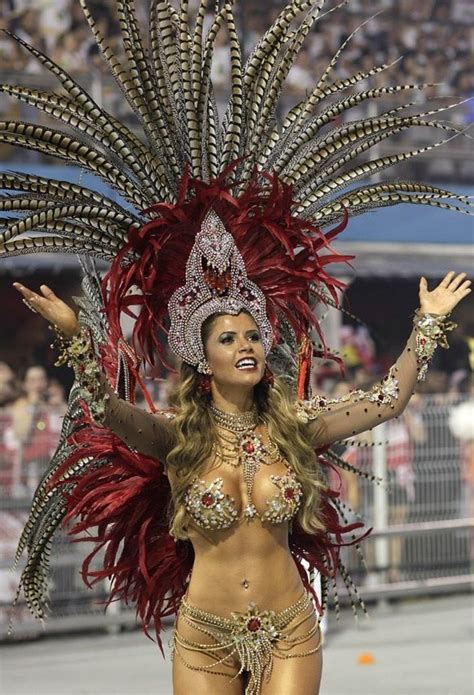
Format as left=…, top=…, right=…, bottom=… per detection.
left=184, top=463, right=303, bottom=531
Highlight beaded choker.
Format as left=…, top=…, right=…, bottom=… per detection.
left=210, top=402, right=258, bottom=432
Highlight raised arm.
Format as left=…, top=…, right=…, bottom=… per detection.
left=96, top=369, right=175, bottom=462
left=295, top=272, right=471, bottom=448
left=13, top=282, right=176, bottom=463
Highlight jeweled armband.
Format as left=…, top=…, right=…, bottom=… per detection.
left=51, top=325, right=110, bottom=423
left=413, top=310, right=457, bottom=382
left=294, top=365, right=400, bottom=424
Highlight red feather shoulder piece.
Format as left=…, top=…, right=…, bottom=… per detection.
left=47, top=408, right=193, bottom=656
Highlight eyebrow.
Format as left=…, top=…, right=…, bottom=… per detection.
left=218, top=329, right=259, bottom=337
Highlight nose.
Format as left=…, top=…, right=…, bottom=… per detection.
left=237, top=337, right=254, bottom=352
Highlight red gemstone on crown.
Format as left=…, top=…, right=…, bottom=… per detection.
left=247, top=618, right=261, bottom=632
left=201, top=492, right=214, bottom=507
left=243, top=442, right=255, bottom=454
left=284, top=487, right=295, bottom=500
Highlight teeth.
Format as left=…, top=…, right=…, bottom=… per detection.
left=236, top=359, right=256, bottom=368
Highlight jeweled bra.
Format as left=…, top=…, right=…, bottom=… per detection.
left=184, top=465, right=303, bottom=530
left=183, top=404, right=303, bottom=530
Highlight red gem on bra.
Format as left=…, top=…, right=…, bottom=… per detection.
left=243, top=441, right=255, bottom=454
left=284, top=487, right=296, bottom=500
left=247, top=617, right=261, bottom=632
left=201, top=492, right=215, bottom=507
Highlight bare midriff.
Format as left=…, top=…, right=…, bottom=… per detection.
left=183, top=520, right=305, bottom=615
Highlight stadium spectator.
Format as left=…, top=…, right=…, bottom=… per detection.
left=46, top=378, right=68, bottom=434
left=51, top=30, right=90, bottom=73
left=6, top=366, right=57, bottom=496
left=0, top=362, right=18, bottom=408
left=449, top=376, right=474, bottom=520
left=0, top=366, right=17, bottom=493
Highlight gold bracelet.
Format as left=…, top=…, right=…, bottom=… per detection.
left=50, top=324, right=110, bottom=423
left=413, top=310, right=457, bottom=382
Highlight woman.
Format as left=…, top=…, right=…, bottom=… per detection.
left=12, top=269, right=470, bottom=695
left=2, top=2, right=472, bottom=693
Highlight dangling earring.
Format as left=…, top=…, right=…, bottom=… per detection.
left=196, top=360, right=212, bottom=397
left=262, top=364, right=274, bottom=387
left=197, top=360, right=212, bottom=375
left=197, top=373, right=212, bottom=397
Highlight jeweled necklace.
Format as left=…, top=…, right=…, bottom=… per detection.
left=210, top=403, right=282, bottom=520
left=209, top=402, right=258, bottom=432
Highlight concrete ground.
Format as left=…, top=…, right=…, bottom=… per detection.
left=1, top=594, right=472, bottom=695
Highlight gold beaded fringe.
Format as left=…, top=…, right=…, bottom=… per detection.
left=171, top=590, right=321, bottom=695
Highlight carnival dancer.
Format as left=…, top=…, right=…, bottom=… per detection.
left=12, top=265, right=470, bottom=695
left=2, top=1, right=472, bottom=693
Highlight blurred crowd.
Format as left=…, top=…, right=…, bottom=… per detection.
left=0, top=0, right=472, bottom=117
left=0, top=362, right=67, bottom=497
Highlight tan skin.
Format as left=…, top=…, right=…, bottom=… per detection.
left=12, top=272, right=472, bottom=694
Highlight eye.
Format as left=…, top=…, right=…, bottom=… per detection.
left=249, top=332, right=261, bottom=342
left=220, top=335, right=234, bottom=344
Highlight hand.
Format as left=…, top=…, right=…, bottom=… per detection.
left=13, top=282, right=79, bottom=338
left=419, top=272, right=471, bottom=316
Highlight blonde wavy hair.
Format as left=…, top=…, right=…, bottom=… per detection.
left=166, top=312, right=327, bottom=540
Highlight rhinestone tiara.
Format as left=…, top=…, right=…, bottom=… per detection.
left=167, top=209, right=273, bottom=371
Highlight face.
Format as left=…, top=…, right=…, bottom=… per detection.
left=204, top=313, right=266, bottom=390
left=48, top=382, right=65, bottom=405
left=23, top=367, right=48, bottom=396
left=0, top=362, right=14, bottom=385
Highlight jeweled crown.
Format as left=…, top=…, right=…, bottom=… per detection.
left=167, top=209, right=273, bottom=371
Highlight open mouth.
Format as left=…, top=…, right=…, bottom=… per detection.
left=235, top=357, right=258, bottom=371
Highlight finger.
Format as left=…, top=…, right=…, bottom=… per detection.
left=419, top=276, right=428, bottom=294
left=12, top=283, right=43, bottom=315
left=12, top=282, right=41, bottom=302
left=455, top=288, right=472, bottom=301
left=440, top=271, right=455, bottom=287
left=21, top=298, right=37, bottom=313
left=455, top=281, right=471, bottom=294
left=39, top=284, right=57, bottom=300
left=447, top=272, right=467, bottom=292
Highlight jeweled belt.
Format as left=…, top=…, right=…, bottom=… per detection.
left=176, top=590, right=316, bottom=695
left=179, top=590, right=312, bottom=643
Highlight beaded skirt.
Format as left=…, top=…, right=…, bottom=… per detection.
left=170, top=590, right=321, bottom=695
